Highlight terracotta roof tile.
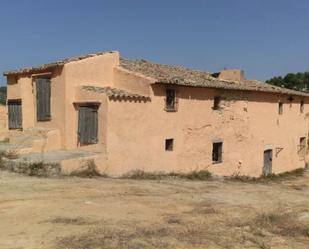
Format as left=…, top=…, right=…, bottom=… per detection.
left=82, top=86, right=150, bottom=100
left=120, top=59, right=309, bottom=97
left=3, top=51, right=117, bottom=76
left=4, top=51, right=309, bottom=98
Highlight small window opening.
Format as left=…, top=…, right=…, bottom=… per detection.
left=165, top=89, right=177, bottom=112
left=212, top=142, right=223, bottom=164
left=300, top=100, right=304, bottom=113
left=213, top=96, right=221, bottom=110
left=165, top=139, right=174, bottom=151
left=288, top=96, right=294, bottom=108
left=298, top=137, right=306, bottom=159
left=278, top=102, right=283, bottom=115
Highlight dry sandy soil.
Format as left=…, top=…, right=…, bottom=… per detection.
left=0, top=170, right=308, bottom=249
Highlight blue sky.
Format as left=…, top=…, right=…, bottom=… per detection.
left=0, top=0, right=309, bottom=84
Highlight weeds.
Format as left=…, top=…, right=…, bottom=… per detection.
left=268, top=167, right=306, bottom=179
left=47, top=217, right=91, bottom=225
left=175, top=170, right=212, bottom=180
left=28, top=162, right=45, bottom=176
left=57, top=225, right=171, bottom=249
left=188, top=201, right=219, bottom=215
left=229, top=167, right=306, bottom=183
left=121, top=169, right=212, bottom=181
left=121, top=170, right=164, bottom=180
left=239, top=209, right=309, bottom=237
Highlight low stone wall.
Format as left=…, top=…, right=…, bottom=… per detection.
left=1, top=158, right=61, bottom=177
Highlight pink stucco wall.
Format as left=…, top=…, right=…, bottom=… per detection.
left=103, top=85, right=308, bottom=176
left=62, top=51, right=118, bottom=150
left=5, top=52, right=309, bottom=176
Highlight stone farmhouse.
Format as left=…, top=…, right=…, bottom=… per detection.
left=2, top=51, right=309, bottom=176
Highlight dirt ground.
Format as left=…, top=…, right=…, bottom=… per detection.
left=0, top=170, right=308, bottom=249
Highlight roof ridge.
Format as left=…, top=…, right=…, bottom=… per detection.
left=120, top=58, right=212, bottom=75
left=81, top=85, right=150, bottom=100
left=119, top=58, right=309, bottom=97
left=4, top=51, right=117, bottom=76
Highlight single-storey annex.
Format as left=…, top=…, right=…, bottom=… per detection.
left=3, top=51, right=309, bottom=176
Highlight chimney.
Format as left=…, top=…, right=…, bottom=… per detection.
left=218, top=69, right=245, bottom=82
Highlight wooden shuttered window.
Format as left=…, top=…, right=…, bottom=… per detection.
left=165, top=88, right=178, bottom=112
left=36, top=78, right=51, bottom=121
left=8, top=100, right=22, bottom=129
left=78, top=105, right=98, bottom=145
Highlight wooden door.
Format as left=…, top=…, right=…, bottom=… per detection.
left=263, top=149, right=273, bottom=176
left=8, top=100, right=22, bottom=129
left=78, top=105, right=98, bottom=145
left=36, top=78, right=51, bottom=121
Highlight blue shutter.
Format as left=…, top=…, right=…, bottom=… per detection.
left=36, top=78, right=51, bottom=121
left=78, top=105, right=98, bottom=145
left=8, top=100, right=22, bottom=129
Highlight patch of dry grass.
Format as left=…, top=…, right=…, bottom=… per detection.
left=121, top=170, right=164, bottom=180
left=56, top=224, right=171, bottom=249
left=188, top=200, right=220, bottom=215
left=170, top=170, right=212, bottom=180
left=47, top=217, right=92, bottom=226
left=121, top=169, right=212, bottom=181
left=237, top=209, right=309, bottom=237
left=57, top=218, right=255, bottom=249
left=229, top=167, right=306, bottom=183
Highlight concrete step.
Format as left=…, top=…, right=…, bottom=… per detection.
left=0, top=142, right=33, bottom=155
left=9, top=134, right=42, bottom=147
left=8, top=128, right=61, bottom=153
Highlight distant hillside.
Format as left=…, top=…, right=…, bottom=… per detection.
left=0, top=86, right=7, bottom=105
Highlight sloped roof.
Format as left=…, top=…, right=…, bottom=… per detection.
left=3, top=51, right=116, bottom=76
left=120, top=59, right=309, bottom=97
left=82, top=86, right=150, bottom=100
left=4, top=51, right=309, bottom=97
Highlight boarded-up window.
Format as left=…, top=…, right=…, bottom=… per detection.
left=278, top=102, right=283, bottom=115
left=213, top=96, right=221, bottom=110
left=263, top=149, right=273, bottom=176
left=8, top=100, right=22, bottom=129
left=165, top=89, right=178, bottom=112
left=300, top=100, right=304, bottom=113
left=78, top=105, right=98, bottom=145
left=36, top=78, right=51, bottom=121
left=212, top=142, right=223, bottom=164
